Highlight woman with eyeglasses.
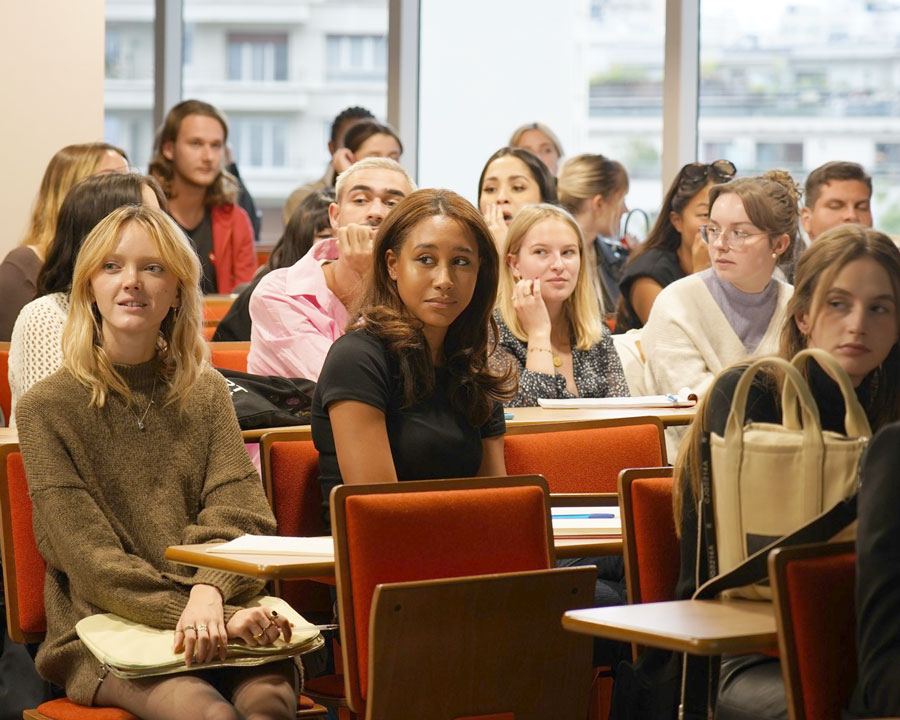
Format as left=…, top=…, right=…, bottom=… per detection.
left=615, top=160, right=736, bottom=333
left=641, top=171, right=798, bottom=412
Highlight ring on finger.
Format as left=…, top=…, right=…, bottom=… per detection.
left=196, top=624, right=208, bottom=633
left=253, top=629, right=267, bottom=641
left=183, top=625, right=196, bottom=632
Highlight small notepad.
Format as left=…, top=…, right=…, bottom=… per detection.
left=206, top=535, right=334, bottom=557
left=551, top=506, right=622, bottom=537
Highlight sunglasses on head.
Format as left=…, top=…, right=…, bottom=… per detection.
left=680, top=159, right=737, bottom=187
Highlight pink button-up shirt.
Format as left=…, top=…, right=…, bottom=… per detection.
left=248, top=238, right=348, bottom=381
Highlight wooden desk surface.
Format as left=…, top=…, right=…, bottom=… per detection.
left=505, top=405, right=695, bottom=429
left=167, top=535, right=622, bottom=581
left=562, top=599, right=776, bottom=655
left=239, top=405, right=696, bottom=441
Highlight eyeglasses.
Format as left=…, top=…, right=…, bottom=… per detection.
left=700, top=225, right=770, bottom=250
left=680, top=159, right=737, bottom=188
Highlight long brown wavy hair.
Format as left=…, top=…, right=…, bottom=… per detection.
left=148, top=99, right=238, bottom=207
left=672, top=224, right=900, bottom=533
left=352, top=188, right=516, bottom=425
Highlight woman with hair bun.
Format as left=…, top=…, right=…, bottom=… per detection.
left=641, top=170, right=799, bottom=405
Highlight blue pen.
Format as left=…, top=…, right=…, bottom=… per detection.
left=666, top=394, right=678, bottom=402
left=553, top=513, right=616, bottom=519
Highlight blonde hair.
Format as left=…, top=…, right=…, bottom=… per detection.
left=62, top=205, right=207, bottom=410
left=497, top=203, right=606, bottom=351
left=509, top=122, right=564, bottom=159
left=21, top=143, right=128, bottom=257
left=556, top=153, right=628, bottom=214
left=334, top=157, right=416, bottom=202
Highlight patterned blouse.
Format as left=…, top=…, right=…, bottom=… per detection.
left=493, top=310, right=630, bottom=407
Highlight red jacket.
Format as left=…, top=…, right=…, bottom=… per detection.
left=211, top=204, right=257, bottom=293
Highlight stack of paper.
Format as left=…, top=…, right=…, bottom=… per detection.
left=551, top=506, right=621, bottom=537
left=539, top=393, right=696, bottom=409
left=206, top=535, right=334, bottom=556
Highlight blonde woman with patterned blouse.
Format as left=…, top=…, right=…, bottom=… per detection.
left=494, top=203, right=629, bottom=406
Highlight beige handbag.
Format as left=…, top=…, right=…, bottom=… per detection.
left=699, top=348, right=870, bottom=601
left=76, top=596, right=323, bottom=679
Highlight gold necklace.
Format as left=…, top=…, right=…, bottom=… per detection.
left=553, top=354, right=563, bottom=368
left=128, top=377, right=157, bottom=431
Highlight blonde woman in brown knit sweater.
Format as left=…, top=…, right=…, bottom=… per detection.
left=16, top=205, right=297, bottom=719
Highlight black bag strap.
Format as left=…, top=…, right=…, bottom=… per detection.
left=693, top=491, right=857, bottom=600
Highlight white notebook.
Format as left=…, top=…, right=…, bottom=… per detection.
left=538, top=391, right=696, bottom=410
left=206, top=535, right=334, bottom=557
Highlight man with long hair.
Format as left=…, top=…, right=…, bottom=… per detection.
left=149, top=99, right=256, bottom=294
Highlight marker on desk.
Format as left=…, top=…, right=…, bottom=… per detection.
left=504, top=412, right=515, bottom=420
left=666, top=394, right=678, bottom=403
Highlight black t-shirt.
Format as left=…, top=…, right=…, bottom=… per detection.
left=311, top=329, right=506, bottom=527
left=616, top=247, right=685, bottom=332
left=178, top=209, right=217, bottom=295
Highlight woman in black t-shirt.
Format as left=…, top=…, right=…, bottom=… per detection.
left=311, top=189, right=515, bottom=522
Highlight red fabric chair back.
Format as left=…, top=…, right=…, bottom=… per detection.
left=260, top=434, right=333, bottom=614
left=268, top=439, right=323, bottom=537
left=619, top=469, right=679, bottom=605
left=769, top=542, right=856, bottom=720
left=208, top=342, right=250, bottom=372
left=505, top=420, right=665, bottom=493
left=1, top=447, right=47, bottom=639
left=0, top=344, right=10, bottom=423
left=332, top=477, right=553, bottom=711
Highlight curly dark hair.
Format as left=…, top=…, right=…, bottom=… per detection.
left=352, top=188, right=515, bottom=425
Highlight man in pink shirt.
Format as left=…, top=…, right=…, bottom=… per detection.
left=248, top=157, right=416, bottom=379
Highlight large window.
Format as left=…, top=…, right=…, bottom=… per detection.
left=418, top=0, right=665, bottom=234
left=325, top=34, right=386, bottom=82
left=227, top=34, right=288, bottom=82
left=698, top=1, right=900, bottom=234
left=181, top=0, right=388, bottom=242
left=104, top=0, right=155, bottom=171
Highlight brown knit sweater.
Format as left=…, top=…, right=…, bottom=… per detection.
left=15, top=360, right=276, bottom=705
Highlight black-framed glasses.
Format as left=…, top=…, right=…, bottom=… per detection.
left=680, top=159, right=737, bottom=187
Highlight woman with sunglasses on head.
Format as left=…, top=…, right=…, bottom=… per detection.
left=641, top=171, right=797, bottom=413
left=615, top=160, right=736, bottom=333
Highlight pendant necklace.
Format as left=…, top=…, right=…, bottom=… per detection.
left=128, top=377, right=157, bottom=431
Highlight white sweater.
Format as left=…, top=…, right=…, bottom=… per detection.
left=641, top=273, right=792, bottom=399
left=8, top=292, right=69, bottom=424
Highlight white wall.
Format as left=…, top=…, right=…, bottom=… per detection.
left=0, top=0, right=106, bottom=257
left=417, top=0, right=581, bottom=204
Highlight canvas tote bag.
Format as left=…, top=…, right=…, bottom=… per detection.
left=700, top=347, right=870, bottom=601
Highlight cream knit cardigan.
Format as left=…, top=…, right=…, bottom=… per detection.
left=641, top=273, right=793, bottom=399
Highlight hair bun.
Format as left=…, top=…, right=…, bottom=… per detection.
left=762, top=169, right=802, bottom=205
